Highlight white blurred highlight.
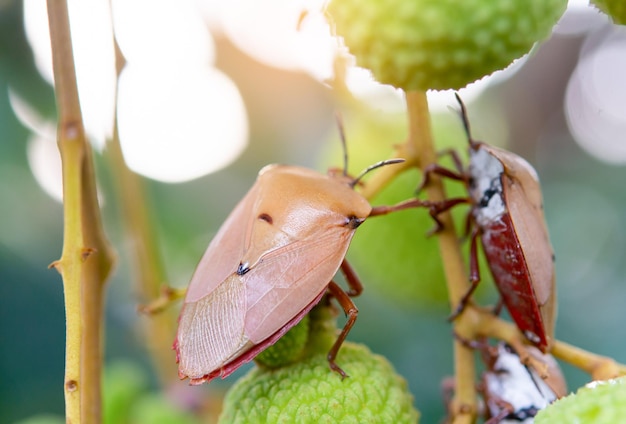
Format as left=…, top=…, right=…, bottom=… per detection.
left=23, top=0, right=249, bottom=185
left=345, top=67, right=406, bottom=113
left=566, top=26, right=626, bottom=164
left=338, top=53, right=527, bottom=115
left=23, top=0, right=116, bottom=148
left=10, top=90, right=67, bottom=203
left=27, top=135, right=65, bottom=203
left=114, top=0, right=248, bottom=183
left=200, top=0, right=334, bottom=80
left=112, top=0, right=215, bottom=66
left=117, top=64, right=248, bottom=183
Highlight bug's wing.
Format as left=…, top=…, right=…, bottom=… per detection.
left=242, top=227, right=355, bottom=344
left=176, top=184, right=260, bottom=382
left=184, top=183, right=259, bottom=303
left=176, top=225, right=354, bottom=382
left=176, top=274, right=253, bottom=382
left=504, top=177, right=556, bottom=338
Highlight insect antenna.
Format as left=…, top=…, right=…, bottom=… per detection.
left=453, top=92, right=478, bottom=148
left=335, top=112, right=349, bottom=177
left=350, top=159, right=405, bottom=188
left=335, top=113, right=404, bottom=187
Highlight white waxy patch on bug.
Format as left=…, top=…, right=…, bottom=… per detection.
left=485, top=344, right=558, bottom=423
left=469, top=147, right=506, bottom=227
left=524, top=330, right=541, bottom=345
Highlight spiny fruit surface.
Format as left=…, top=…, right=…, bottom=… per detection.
left=535, top=376, right=626, bottom=423
left=592, top=0, right=626, bottom=24
left=219, top=342, right=419, bottom=424
left=328, top=0, right=567, bottom=90
left=255, top=315, right=310, bottom=369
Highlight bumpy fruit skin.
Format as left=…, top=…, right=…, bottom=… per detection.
left=219, top=305, right=419, bottom=424
left=592, top=0, right=626, bottom=25
left=328, top=0, right=567, bottom=90
left=219, top=342, right=419, bottom=424
left=255, top=315, right=310, bottom=369
left=535, top=376, right=626, bottom=423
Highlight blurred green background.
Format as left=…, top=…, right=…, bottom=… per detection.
left=2, top=1, right=626, bottom=423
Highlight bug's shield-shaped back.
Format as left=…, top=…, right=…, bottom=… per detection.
left=175, top=165, right=371, bottom=384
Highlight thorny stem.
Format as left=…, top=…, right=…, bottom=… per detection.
left=47, top=0, right=115, bottom=423
left=105, top=35, right=180, bottom=386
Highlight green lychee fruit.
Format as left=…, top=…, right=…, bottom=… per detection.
left=327, top=0, right=568, bottom=91
left=592, top=0, right=626, bottom=25
left=255, top=315, right=310, bottom=369
left=219, top=342, right=419, bottom=424
left=535, top=376, right=626, bottom=423
left=219, top=304, right=419, bottom=423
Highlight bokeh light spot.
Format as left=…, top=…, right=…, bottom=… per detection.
left=117, top=64, right=248, bottom=183
left=566, top=27, right=626, bottom=164
left=23, top=0, right=116, bottom=148
left=112, top=0, right=215, bottom=66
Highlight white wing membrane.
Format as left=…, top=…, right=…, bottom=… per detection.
left=177, top=275, right=253, bottom=379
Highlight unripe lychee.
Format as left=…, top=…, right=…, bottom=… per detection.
left=327, top=0, right=567, bottom=90
left=535, top=376, right=626, bottom=423
left=592, top=0, right=626, bottom=25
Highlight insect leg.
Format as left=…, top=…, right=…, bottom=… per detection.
left=440, top=377, right=457, bottom=422
left=425, top=197, right=471, bottom=235
left=448, top=229, right=481, bottom=321
left=468, top=228, right=480, bottom=284
left=484, top=405, right=515, bottom=424
left=437, top=148, right=466, bottom=174
left=370, top=196, right=470, bottom=235
left=492, top=297, right=505, bottom=317
left=368, top=198, right=431, bottom=217
left=452, top=332, right=491, bottom=352
left=415, top=163, right=466, bottom=195
left=340, top=259, right=363, bottom=297
left=326, top=281, right=359, bottom=379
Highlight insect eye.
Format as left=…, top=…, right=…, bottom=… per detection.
left=346, top=215, right=364, bottom=229
left=258, top=213, right=273, bottom=224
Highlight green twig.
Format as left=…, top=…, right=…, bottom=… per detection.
left=47, top=0, right=115, bottom=422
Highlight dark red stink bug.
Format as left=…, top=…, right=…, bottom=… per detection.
left=174, top=138, right=423, bottom=385
left=421, top=94, right=557, bottom=352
